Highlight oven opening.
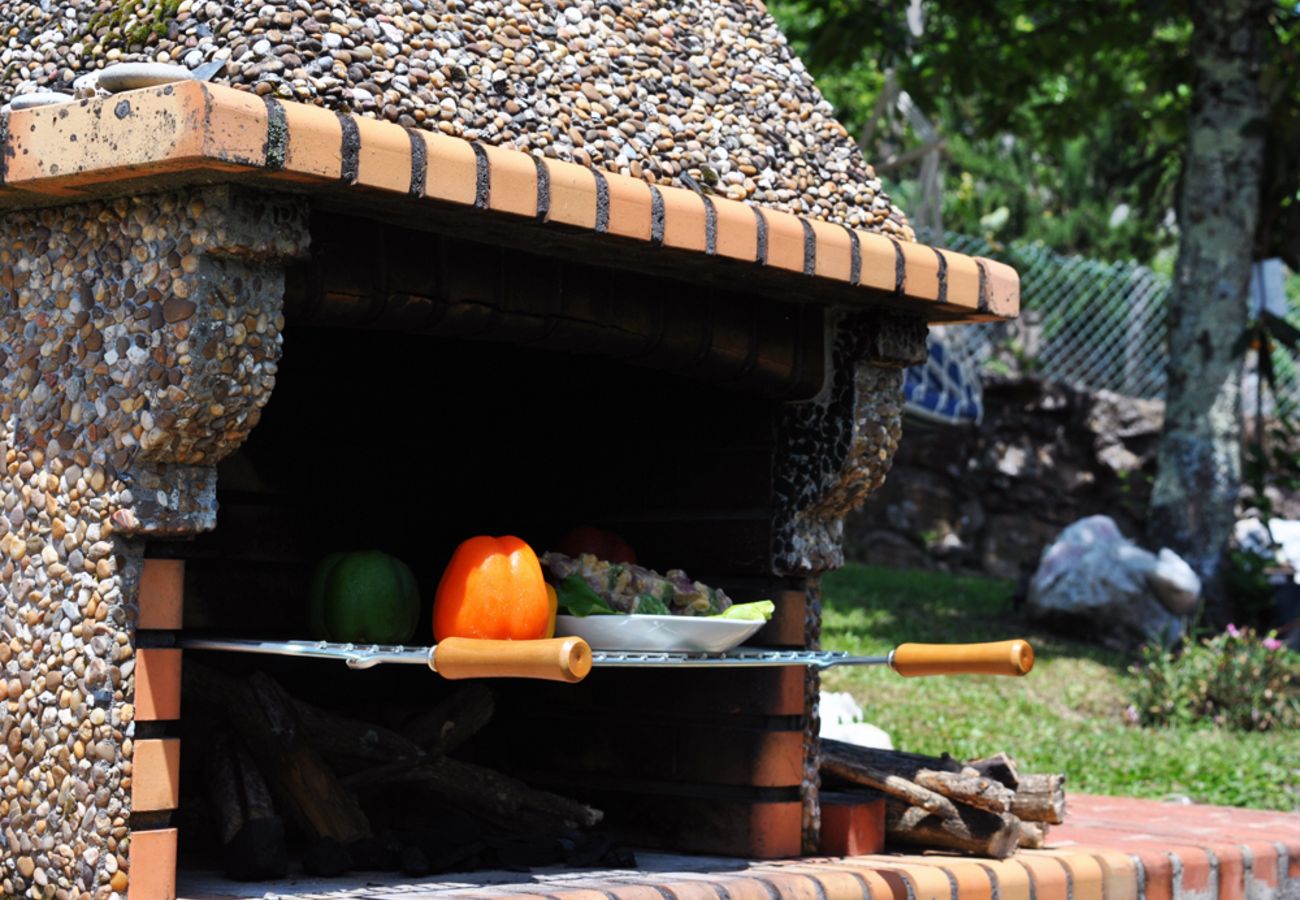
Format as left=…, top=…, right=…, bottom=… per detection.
left=157, top=325, right=810, bottom=888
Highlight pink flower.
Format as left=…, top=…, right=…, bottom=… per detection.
left=1262, top=636, right=1283, bottom=651
left=1226, top=623, right=1243, bottom=638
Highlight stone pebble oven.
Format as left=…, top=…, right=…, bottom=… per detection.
left=0, top=9, right=1017, bottom=896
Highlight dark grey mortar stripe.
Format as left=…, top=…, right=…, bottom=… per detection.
left=1129, top=854, right=1147, bottom=900
left=841, top=224, right=861, bottom=285
left=801, top=873, right=830, bottom=900
left=749, top=876, right=785, bottom=900
left=407, top=129, right=427, bottom=198
left=531, top=154, right=550, bottom=220
left=1053, top=856, right=1075, bottom=900
left=261, top=97, right=287, bottom=171
left=936, top=867, right=960, bottom=900
left=1019, top=860, right=1039, bottom=900
left=979, top=864, right=1002, bottom=900
left=933, top=246, right=949, bottom=304
left=713, top=883, right=732, bottom=900
left=800, top=218, right=816, bottom=275
left=702, top=194, right=718, bottom=255
left=888, top=237, right=906, bottom=295
left=335, top=111, right=359, bottom=185
left=842, top=869, right=873, bottom=900
left=1167, top=851, right=1184, bottom=900
left=649, top=185, right=666, bottom=244
left=0, top=110, right=9, bottom=186
left=1273, top=842, right=1288, bottom=896
left=470, top=142, right=490, bottom=209
left=754, top=207, right=769, bottom=264
left=974, top=258, right=990, bottom=313
left=592, top=167, right=610, bottom=232
left=1203, top=848, right=1221, bottom=899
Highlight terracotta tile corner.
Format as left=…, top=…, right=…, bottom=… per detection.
left=131, top=737, right=181, bottom=812
left=481, top=141, right=539, bottom=218
left=712, top=195, right=760, bottom=262
left=418, top=130, right=479, bottom=206
left=135, top=648, right=183, bottom=722
left=761, top=208, right=807, bottom=273
left=808, top=219, right=853, bottom=282
left=543, top=158, right=598, bottom=230
left=353, top=114, right=415, bottom=195
left=856, top=230, right=903, bottom=293
left=127, top=828, right=177, bottom=900
left=658, top=184, right=709, bottom=253
left=277, top=99, right=345, bottom=182
left=605, top=173, right=655, bottom=242
left=138, top=559, right=184, bottom=631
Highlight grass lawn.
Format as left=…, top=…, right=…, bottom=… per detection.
left=820, top=563, right=1300, bottom=812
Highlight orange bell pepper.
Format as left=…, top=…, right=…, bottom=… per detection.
left=434, top=535, right=550, bottom=641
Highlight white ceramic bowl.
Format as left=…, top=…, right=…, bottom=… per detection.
left=555, top=614, right=764, bottom=652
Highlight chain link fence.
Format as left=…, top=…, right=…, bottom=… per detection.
left=920, top=230, right=1300, bottom=419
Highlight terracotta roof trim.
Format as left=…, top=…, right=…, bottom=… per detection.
left=0, top=81, right=1018, bottom=321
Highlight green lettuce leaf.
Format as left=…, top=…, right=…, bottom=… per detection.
left=555, top=574, right=617, bottom=617
left=635, top=593, right=670, bottom=615
left=711, top=600, right=775, bottom=621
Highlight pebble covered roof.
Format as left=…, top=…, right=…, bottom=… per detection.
left=1, top=0, right=914, bottom=239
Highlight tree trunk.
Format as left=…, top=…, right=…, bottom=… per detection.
left=1146, top=0, right=1270, bottom=620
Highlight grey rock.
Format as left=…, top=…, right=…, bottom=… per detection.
left=1026, top=515, right=1185, bottom=649
left=96, top=62, right=195, bottom=93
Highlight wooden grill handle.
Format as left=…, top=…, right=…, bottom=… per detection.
left=890, top=639, right=1034, bottom=677
left=432, top=637, right=592, bottom=683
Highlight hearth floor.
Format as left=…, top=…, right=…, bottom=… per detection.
left=177, top=795, right=1300, bottom=900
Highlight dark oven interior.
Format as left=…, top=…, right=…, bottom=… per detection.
left=151, top=277, right=821, bottom=882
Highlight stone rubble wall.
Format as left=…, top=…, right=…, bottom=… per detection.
left=0, top=187, right=307, bottom=898
left=845, top=375, right=1167, bottom=581
left=0, top=0, right=913, bottom=237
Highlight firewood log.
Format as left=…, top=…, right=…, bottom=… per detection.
left=914, top=769, right=1014, bottom=814
left=224, top=671, right=372, bottom=844
left=1011, top=773, right=1066, bottom=824
left=822, top=749, right=960, bottom=821
left=401, top=683, right=495, bottom=755
left=204, top=732, right=288, bottom=880
left=885, top=798, right=1021, bottom=859
left=346, top=754, right=603, bottom=832
left=821, top=740, right=962, bottom=779
left=1018, top=821, right=1050, bottom=849
left=964, top=752, right=1021, bottom=790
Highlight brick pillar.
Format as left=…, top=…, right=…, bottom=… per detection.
left=0, top=186, right=307, bottom=898
left=772, top=309, right=928, bottom=854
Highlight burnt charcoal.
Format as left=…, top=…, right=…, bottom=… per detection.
left=348, top=836, right=397, bottom=870
left=424, top=839, right=487, bottom=874
left=400, top=846, right=432, bottom=877
left=224, top=817, right=288, bottom=881
left=301, top=838, right=352, bottom=877
left=565, top=831, right=636, bottom=869
left=490, top=834, right=565, bottom=869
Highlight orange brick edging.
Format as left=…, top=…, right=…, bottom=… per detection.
left=494, top=795, right=1300, bottom=900
left=0, top=82, right=1017, bottom=322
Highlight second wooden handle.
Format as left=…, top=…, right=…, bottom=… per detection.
left=890, top=639, right=1034, bottom=677
left=432, top=636, right=592, bottom=683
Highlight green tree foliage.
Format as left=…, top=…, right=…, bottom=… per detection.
left=771, top=1, right=1300, bottom=268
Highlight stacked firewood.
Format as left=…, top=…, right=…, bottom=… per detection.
left=820, top=739, right=1065, bottom=858
left=184, top=664, right=628, bottom=880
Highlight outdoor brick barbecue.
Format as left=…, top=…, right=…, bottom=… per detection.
left=0, top=66, right=1018, bottom=895
left=5, top=3, right=1289, bottom=900
left=0, top=10, right=1289, bottom=894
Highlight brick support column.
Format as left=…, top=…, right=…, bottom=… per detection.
left=0, top=186, right=307, bottom=897
left=771, top=309, right=928, bottom=854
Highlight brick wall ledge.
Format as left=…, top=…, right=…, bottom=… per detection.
left=175, top=795, right=1300, bottom=899
left=0, top=81, right=1016, bottom=323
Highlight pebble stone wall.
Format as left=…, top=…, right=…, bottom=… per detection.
left=0, top=186, right=308, bottom=897
left=0, top=0, right=913, bottom=238
left=770, top=309, right=928, bottom=854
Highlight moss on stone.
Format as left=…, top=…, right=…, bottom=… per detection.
left=88, top=0, right=182, bottom=47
